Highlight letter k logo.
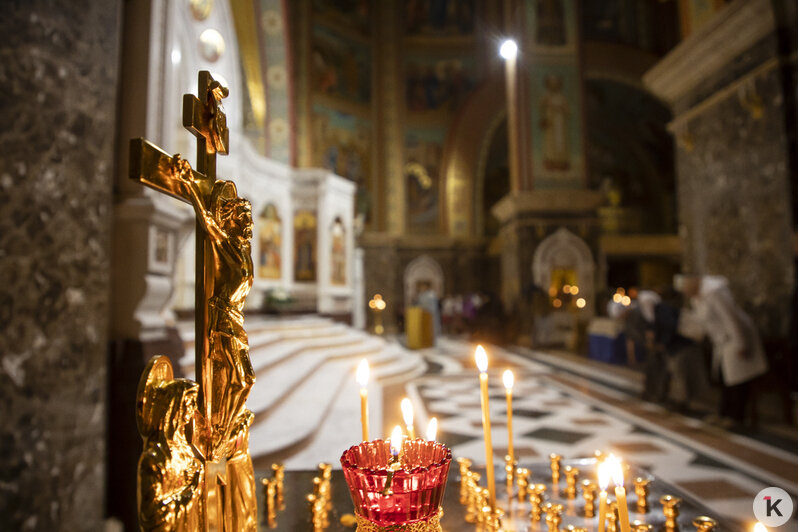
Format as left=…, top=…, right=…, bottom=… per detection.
left=765, top=496, right=783, bottom=517
left=755, top=487, right=793, bottom=526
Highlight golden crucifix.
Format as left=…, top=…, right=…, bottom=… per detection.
left=131, top=71, right=257, bottom=531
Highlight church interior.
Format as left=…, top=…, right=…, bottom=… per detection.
left=3, top=0, right=798, bottom=530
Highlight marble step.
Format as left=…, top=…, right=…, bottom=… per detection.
left=177, top=314, right=335, bottom=345
left=372, top=346, right=427, bottom=384
left=279, top=374, right=377, bottom=469
left=248, top=329, right=381, bottom=373
left=247, top=341, right=426, bottom=460
left=246, top=336, right=386, bottom=420
left=248, top=357, right=358, bottom=459
left=179, top=322, right=354, bottom=374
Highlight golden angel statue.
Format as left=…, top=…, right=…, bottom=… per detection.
left=137, top=357, right=203, bottom=531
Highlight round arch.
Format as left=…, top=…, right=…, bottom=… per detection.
left=404, top=255, right=444, bottom=308
left=532, top=227, right=596, bottom=320
left=440, top=73, right=506, bottom=238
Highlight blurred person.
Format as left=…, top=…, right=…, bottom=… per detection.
left=624, top=291, right=664, bottom=401
left=441, top=295, right=455, bottom=335
left=682, top=275, right=768, bottom=425
left=653, top=289, right=707, bottom=412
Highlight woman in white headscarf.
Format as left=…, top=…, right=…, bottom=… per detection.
left=683, top=275, right=768, bottom=423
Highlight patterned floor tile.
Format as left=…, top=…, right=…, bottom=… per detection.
left=495, top=443, right=540, bottom=459
left=676, top=478, right=756, bottom=500
left=505, top=408, right=551, bottom=419
left=406, top=339, right=798, bottom=527
left=569, top=417, right=610, bottom=426
left=523, top=427, right=592, bottom=444
left=609, top=441, right=667, bottom=454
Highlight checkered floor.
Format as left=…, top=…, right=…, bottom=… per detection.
left=407, top=339, right=798, bottom=530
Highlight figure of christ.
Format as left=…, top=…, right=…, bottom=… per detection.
left=173, top=156, right=258, bottom=529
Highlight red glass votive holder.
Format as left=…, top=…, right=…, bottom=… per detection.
left=341, top=439, right=451, bottom=528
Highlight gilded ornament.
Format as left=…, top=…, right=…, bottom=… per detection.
left=132, top=71, right=256, bottom=531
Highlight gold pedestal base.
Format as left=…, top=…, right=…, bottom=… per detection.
left=354, top=510, right=443, bottom=532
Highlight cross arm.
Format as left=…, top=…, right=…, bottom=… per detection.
left=129, top=138, right=212, bottom=201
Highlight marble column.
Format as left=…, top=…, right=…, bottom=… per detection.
left=0, top=1, right=121, bottom=530
left=644, top=0, right=795, bottom=338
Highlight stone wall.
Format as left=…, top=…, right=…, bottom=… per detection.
left=0, top=1, right=120, bottom=530
left=675, top=57, right=794, bottom=336
left=645, top=0, right=796, bottom=339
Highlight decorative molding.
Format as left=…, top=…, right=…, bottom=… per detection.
left=643, top=0, right=775, bottom=105
left=599, top=234, right=682, bottom=257
left=358, top=231, right=488, bottom=250
left=491, top=190, right=603, bottom=224
left=667, top=57, right=779, bottom=130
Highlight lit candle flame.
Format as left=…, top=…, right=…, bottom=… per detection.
left=401, top=398, right=414, bottom=427
left=426, top=417, right=438, bottom=441
left=754, top=523, right=768, bottom=532
left=607, top=454, right=624, bottom=487
left=390, top=425, right=403, bottom=458
left=475, top=345, right=488, bottom=373
left=503, top=369, right=514, bottom=391
left=598, top=460, right=611, bottom=491
left=356, top=359, right=369, bottom=388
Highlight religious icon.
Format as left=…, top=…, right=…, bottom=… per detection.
left=405, top=132, right=443, bottom=234
left=536, top=0, right=567, bottom=46
left=404, top=0, right=475, bottom=36
left=312, top=0, right=371, bottom=34
left=258, top=203, right=282, bottom=279
left=153, top=228, right=170, bottom=265
left=331, top=219, right=346, bottom=285
left=312, top=106, right=371, bottom=184
left=311, top=25, right=371, bottom=103
left=540, top=74, right=570, bottom=171
left=294, top=210, right=317, bottom=282
left=405, top=58, right=473, bottom=112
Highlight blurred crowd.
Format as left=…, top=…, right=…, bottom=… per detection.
left=610, top=275, right=770, bottom=428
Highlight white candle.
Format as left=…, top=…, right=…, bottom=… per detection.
left=401, top=397, right=416, bottom=439
left=426, top=417, right=438, bottom=441
left=475, top=345, right=497, bottom=510
left=503, top=369, right=515, bottom=467
left=608, top=455, right=631, bottom=532
left=390, top=425, right=404, bottom=461
left=597, top=459, right=610, bottom=532
left=356, top=359, right=369, bottom=441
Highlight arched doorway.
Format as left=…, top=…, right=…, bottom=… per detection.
left=404, top=255, right=444, bottom=307
left=532, top=228, right=596, bottom=347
